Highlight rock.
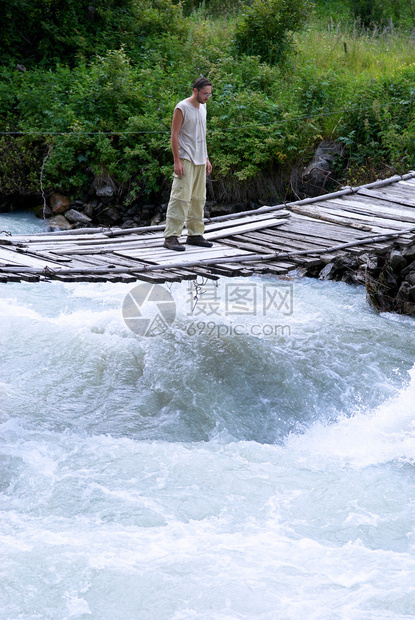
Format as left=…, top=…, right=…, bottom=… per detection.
left=96, top=206, right=121, bottom=225
left=121, top=220, right=135, bottom=229
left=92, top=175, right=116, bottom=198
left=352, top=272, right=367, bottom=285
left=47, top=215, right=72, bottom=231
left=319, top=262, right=337, bottom=280
left=301, top=140, right=344, bottom=196
left=150, top=212, right=161, bottom=226
left=398, top=281, right=411, bottom=298
left=50, top=193, right=70, bottom=215
left=209, top=202, right=246, bottom=216
left=127, top=205, right=139, bottom=216
left=408, top=285, right=415, bottom=303
left=389, top=249, right=406, bottom=272
left=34, top=204, right=52, bottom=218
left=403, top=301, right=415, bottom=315
left=83, top=203, right=94, bottom=218
left=71, top=200, right=85, bottom=211
left=359, top=253, right=378, bottom=271
left=64, top=209, right=92, bottom=225
left=15, top=64, right=26, bottom=72
left=405, top=272, right=415, bottom=286
left=402, top=244, right=415, bottom=259
left=401, top=259, right=415, bottom=277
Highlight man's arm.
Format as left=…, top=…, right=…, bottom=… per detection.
left=206, top=157, right=212, bottom=176
left=171, top=108, right=184, bottom=178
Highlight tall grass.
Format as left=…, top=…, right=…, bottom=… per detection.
left=295, top=21, right=415, bottom=81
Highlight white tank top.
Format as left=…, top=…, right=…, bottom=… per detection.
left=175, top=99, right=207, bottom=166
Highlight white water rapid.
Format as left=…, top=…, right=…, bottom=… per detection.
left=1, top=212, right=415, bottom=619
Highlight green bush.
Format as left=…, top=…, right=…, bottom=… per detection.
left=1, top=1, right=415, bottom=204
left=0, top=0, right=185, bottom=66
left=233, top=0, right=314, bottom=64
left=351, top=0, right=400, bottom=27
left=336, top=73, right=415, bottom=173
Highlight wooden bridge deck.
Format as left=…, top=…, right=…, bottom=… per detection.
left=1, top=172, right=415, bottom=284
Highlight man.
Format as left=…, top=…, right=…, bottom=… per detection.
left=163, top=77, right=213, bottom=251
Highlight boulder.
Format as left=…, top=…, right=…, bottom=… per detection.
left=34, top=204, right=52, bottom=218
left=389, top=249, right=406, bottom=272
left=64, top=209, right=92, bottom=225
left=71, top=200, right=86, bottom=211
left=403, top=301, right=415, bottom=315
left=96, top=185, right=115, bottom=197
left=319, top=262, right=337, bottom=280
left=402, top=259, right=415, bottom=277
left=359, top=253, right=378, bottom=272
left=83, top=203, right=95, bottom=218
left=301, top=140, right=344, bottom=196
left=96, top=206, right=121, bottom=225
left=150, top=212, right=162, bottom=226
left=121, top=219, right=135, bottom=229
left=47, top=215, right=72, bottom=231
left=92, top=174, right=116, bottom=199
left=50, top=193, right=70, bottom=215
left=403, top=244, right=415, bottom=259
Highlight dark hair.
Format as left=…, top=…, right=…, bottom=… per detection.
left=192, top=77, right=212, bottom=90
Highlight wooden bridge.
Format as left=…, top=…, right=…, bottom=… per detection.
left=1, top=172, right=415, bottom=284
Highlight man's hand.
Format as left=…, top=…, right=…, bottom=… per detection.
left=174, top=160, right=185, bottom=178
left=206, top=158, right=212, bottom=176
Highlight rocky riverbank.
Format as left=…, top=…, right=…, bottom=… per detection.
left=34, top=178, right=262, bottom=233
left=307, top=242, right=415, bottom=316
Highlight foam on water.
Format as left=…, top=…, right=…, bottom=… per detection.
left=287, top=366, right=415, bottom=468
left=2, top=420, right=415, bottom=619
left=1, top=211, right=415, bottom=618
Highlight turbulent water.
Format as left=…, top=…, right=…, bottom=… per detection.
left=1, top=211, right=415, bottom=619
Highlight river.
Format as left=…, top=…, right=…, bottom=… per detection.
left=1, top=211, right=415, bottom=619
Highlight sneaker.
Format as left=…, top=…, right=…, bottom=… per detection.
left=186, top=235, right=213, bottom=248
left=163, top=236, right=185, bottom=251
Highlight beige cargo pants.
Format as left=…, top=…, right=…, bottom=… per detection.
left=164, top=159, right=206, bottom=238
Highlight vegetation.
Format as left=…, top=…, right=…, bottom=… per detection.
left=1, top=0, right=415, bottom=205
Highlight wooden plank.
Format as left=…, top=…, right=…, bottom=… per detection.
left=244, top=227, right=345, bottom=250
left=236, top=229, right=328, bottom=252
left=367, top=185, right=415, bottom=201
left=328, top=197, right=415, bottom=224
left=289, top=204, right=374, bottom=231
left=205, top=217, right=287, bottom=240
left=256, top=221, right=393, bottom=252
left=357, top=187, right=415, bottom=208
left=216, top=237, right=278, bottom=255
left=115, top=244, right=256, bottom=266
left=43, top=218, right=287, bottom=256
left=284, top=215, right=368, bottom=242
left=332, top=193, right=415, bottom=214
left=296, top=203, right=410, bottom=232
left=204, top=210, right=290, bottom=232
left=0, top=247, right=64, bottom=270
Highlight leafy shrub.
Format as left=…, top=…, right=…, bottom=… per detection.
left=233, top=0, right=314, bottom=64
left=336, top=72, right=415, bottom=174
left=350, top=0, right=400, bottom=27
left=0, top=0, right=185, bottom=66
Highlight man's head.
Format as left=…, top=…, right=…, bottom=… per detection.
left=192, top=77, right=212, bottom=104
